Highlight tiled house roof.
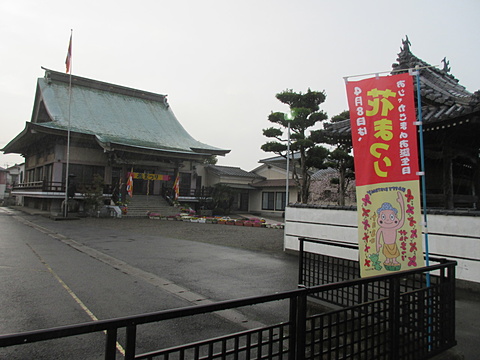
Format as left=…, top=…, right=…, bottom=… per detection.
left=255, top=153, right=317, bottom=178
left=311, top=167, right=337, bottom=180
left=205, top=165, right=264, bottom=179
left=252, top=179, right=295, bottom=188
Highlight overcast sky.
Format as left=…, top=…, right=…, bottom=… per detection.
left=1, top=0, right=479, bottom=171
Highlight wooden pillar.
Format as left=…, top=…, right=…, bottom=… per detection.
left=443, top=146, right=454, bottom=209
left=474, top=157, right=480, bottom=210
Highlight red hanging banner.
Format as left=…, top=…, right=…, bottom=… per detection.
left=346, top=73, right=424, bottom=277
left=347, top=73, right=419, bottom=185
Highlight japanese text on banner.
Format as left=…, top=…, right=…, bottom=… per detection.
left=346, top=73, right=424, bottom=277
left=347, top=73, right=419, bottom=186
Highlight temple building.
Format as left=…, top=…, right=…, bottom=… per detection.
left=324, top=37, right=480, bottom=210
left=2, top=68, right=229, bottom=213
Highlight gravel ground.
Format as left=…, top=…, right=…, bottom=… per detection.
left=56, top=216, right=287, bottom=254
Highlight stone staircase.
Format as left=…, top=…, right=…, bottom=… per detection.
left=124, top=195, right=179, bottom=218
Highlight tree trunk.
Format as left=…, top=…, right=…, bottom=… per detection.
left=338, top=166, right=346, bottom=206
left=300, top=150, right=310, bottom=203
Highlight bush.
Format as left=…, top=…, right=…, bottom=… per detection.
left=79, top=174, right=105, bottom=216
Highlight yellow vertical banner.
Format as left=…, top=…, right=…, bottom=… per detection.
left=346, top=73, right=424, bottom=277
left=357, top=181, right=423, bottom=276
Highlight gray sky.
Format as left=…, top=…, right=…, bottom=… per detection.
left=1, top=0, right=479, bottom=171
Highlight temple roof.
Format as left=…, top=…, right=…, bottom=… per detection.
left=3, top=68, right=229, bottom=157
left=324, top=37, right=480, bottom=141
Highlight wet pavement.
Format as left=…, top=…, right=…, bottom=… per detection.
left=1, top=206, right=478, bottom=359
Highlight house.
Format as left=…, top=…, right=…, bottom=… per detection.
left=199, top=164, right=264, bottom=212
left=0, top=163, right=24, bottom=205
left=197, top=155, right=300, bottom=217
left=250, top=155, right=298, bottom=214
left=323, top=37, right=480, bottom=209
left=0, top=167, right=6, bottom=203
left=2, top=68, right=229, bottom=214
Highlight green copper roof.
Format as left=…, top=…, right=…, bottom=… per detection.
left=35, top=69, right=229, bottom=156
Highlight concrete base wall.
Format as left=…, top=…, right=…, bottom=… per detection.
left=284, top=206, right=480, bottom=284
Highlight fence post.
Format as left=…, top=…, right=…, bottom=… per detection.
left=298, top=239, right=304, bottom=286
left=388, top=277, right=400, bottom=360
left=105, top=328, right=117, bottom=360
left=295, top=288, right=307, bottom=360
left=289, top=295, right=298, bottom=360
left=445, top=263, right=457, bottom=344
left=125, top=325, right=137, bottom=360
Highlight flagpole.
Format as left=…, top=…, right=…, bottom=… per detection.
left=64, top=29, right=73, bottom=218
left=414, top=66, right=434, bottom=352
left=414, top=66, right=430, bottom=287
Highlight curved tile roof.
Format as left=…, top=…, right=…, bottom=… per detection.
left=324, top=38, right=480, bottom=140
left=6, top=68, right=229, bottom=156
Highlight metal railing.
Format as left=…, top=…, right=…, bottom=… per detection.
left=298, top=237, right=453, bottom=307
left=298, top=237, right=457, bottom=359
left=162, top=187, right=213, bottom=199
left=12, top=181, right=113, bottom=195
left=13, top=181, right=64, bottom=192
left=0, top=291, right=299, bottom=360
left=0, top=258, right=456, bottom=360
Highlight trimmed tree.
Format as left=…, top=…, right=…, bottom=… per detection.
left=262, top=88, right=330, bottom=203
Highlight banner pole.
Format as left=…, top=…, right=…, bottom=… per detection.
left=344, top=64, right=439, bottom=82
left=414, top=66, right=431, bottom=287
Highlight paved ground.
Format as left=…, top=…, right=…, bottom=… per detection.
left=10, top=207, right=287, bottom=254
left=2, top=206, right=479, bottom=359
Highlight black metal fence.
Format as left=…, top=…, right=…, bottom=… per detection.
left=298, top=237, right=457, bottom=359
left=298, top=237, right=453, bottom=306
left=0, top=255, right=456, bottom=360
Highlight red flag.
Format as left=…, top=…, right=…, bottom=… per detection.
left=173, top=173, right=180, bottom=200
left=126, top=171, right=133, bottom=198
left=65, top=33, right=72, bottom=73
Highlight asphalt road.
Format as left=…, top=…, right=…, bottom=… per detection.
left=1, top=207, right=478, bottom=359
left=0, top=208, right=298, bottom=359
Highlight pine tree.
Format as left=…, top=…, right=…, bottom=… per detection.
left=262, top=89, right=330, bottom=203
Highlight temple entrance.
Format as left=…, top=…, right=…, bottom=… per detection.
left=129, top=169, right=174, bottom=196
left=132, top=169, right=155, bottom=195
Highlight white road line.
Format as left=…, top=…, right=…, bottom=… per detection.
left=16, top=215, right=267, bottom=330
left=25, top=242, right=126, bottom=357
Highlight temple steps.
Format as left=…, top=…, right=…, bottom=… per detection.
left=124, top=195, right=178, bottom=217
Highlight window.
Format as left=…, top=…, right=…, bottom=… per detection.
left=35, top=166, right=43, bottom=181
left=64, top=164, right=105, bottom=184
left=276, top=192, right=286, bottom=211
left=44, top=164, right=53, bottom=182
left=26, top=169, right=35, bottom=183
left=262, top=192, right=275, bottom=210
left=262, top=191, right=286, bottom=211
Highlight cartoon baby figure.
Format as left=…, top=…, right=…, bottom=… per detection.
left=375, top=191, right=405, bottom=268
